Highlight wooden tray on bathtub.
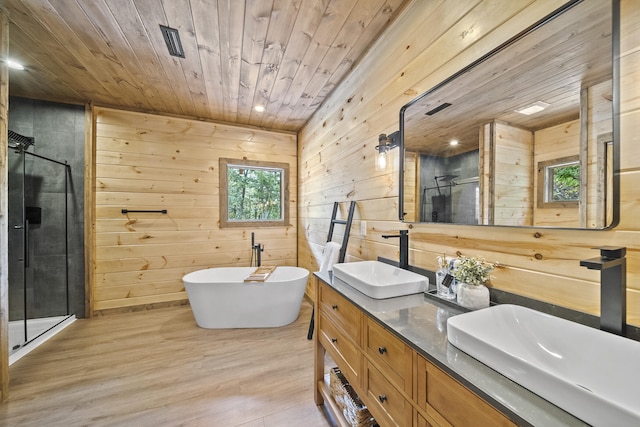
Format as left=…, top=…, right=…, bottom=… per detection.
left=244, top=265, right=277, bottom=282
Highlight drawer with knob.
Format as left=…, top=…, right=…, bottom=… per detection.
left=318, top=282, right=362, bottom=344
left=365, top=317, right=413, bottom=394
left=318, top=311, right=362, bottom=386
left=417, top=356, right=517, bottom=427
left=364, top=360, right=412, bottom=427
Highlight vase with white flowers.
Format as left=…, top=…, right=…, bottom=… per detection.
left=451, top=256, right=495, bottom=309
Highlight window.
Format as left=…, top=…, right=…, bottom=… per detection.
left=219, top=158, right=289, bottom=227
left=537, top=155, right=580, bottom=208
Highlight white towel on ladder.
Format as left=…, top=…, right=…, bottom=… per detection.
left=319, top=241, right=342, bottom=272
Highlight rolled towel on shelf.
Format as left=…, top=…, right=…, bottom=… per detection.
left=319, top=241, right=342, bottom=272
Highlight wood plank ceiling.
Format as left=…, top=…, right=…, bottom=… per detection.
left=3, top=0, right=410, bottom=132
left=402, top=0, right=613, bottom=157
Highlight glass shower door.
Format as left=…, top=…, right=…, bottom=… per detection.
left=24, top=152, right=69, bottom=338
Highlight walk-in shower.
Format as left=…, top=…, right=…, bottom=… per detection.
left=7, top=130, right=75, bottom=363
left=419, top=151, right=480, bottom=224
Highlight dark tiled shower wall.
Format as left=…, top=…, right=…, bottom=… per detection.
left=420, top=150, right=479, bottom=224
left=8, top=97, right=85, bottom=319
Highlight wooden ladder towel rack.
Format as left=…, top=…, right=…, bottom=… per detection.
left=307, top=201, right=356, bottom=340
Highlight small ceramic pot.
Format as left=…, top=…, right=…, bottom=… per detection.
left=456, top=282, right=490, bottom=310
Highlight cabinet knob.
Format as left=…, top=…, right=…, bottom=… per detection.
left=378, top=346, right=387, bottom=354
left=331, top=304, right=338, bottom=310
left=378, top=394, right=387, bottom=403
left=331, top=337, right=338, bottom=343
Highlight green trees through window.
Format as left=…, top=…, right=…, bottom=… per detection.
left=219, top=158, right=290, bottom=228
left=537, top=155, right=580, bottom=209
left=550, top=163, right=580, bottom=202
left=227, top=166, right=282, bottom=220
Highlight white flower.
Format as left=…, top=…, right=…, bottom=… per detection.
left=451, top=256, right=495, bottom=286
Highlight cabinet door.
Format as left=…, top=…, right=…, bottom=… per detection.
left=417, top=356, right=516, bottom=427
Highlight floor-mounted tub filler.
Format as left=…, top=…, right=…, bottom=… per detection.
left=447, top=304, right=640, bottom=427
left=183, top=266, right=309, bottom=328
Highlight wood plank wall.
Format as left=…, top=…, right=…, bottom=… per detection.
left=92, top=108, right=297, bottom=314
left=298, top=0, right=640, bottom=326
left=488, top=121, right=533, bottom=226
left=0, top=8, right=10, bottom=401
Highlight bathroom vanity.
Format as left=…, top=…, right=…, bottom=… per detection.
left=313, top=272, right=589, bottom=427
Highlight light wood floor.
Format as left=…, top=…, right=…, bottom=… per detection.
left=1, top=301, right=334, bottom=427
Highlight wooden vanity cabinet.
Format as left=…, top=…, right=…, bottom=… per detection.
left=314, top=278, right=517, bottom=427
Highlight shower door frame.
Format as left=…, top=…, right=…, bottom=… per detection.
left=9, top=148, right=71, bottom=351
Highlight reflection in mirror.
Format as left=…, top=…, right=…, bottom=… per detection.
left=399, top=0, right=618, bottom=229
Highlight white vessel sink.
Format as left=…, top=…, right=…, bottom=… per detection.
left=332, top=261, right=428, bottom=299
left=447, top=304, right=640, bottom=426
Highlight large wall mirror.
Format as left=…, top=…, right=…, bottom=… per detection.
left=399, top=0, right=619, bottom=229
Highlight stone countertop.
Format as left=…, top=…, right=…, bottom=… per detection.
left=315, top=271, right=589, bottom=427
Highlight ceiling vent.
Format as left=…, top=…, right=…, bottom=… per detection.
left=160, top=25, right=185, bottom=58
left=425, top=103, right=452, bottom=116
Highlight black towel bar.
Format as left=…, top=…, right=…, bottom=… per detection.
left=121, top=209, right=167, bottom=214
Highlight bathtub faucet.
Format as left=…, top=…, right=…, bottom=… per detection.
left=580, top=246, right=627, bottom=336
left=382, top=230, right=409, bottom=270
left=251, top=232, right=264, bottom=267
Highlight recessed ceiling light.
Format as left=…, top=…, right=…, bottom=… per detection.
left=450, top=139, right=459, bottom=146
left=515, top=101, right=550, bottom=116
left=254, top=105, right=265, bottom=113
left=7, top=60, right=25, bottom=70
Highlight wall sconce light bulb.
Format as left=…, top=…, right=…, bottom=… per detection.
left=375, top=131, right=399, bottom=170
left=377, top=150, right=387, bottom=170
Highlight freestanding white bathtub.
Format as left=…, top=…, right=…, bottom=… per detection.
left=183, top=266, right=309, bottom=329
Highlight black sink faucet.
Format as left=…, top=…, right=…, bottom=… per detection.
left=580, top=246, right=627, bottom=336
left=382, top=230, right=409, bottom=270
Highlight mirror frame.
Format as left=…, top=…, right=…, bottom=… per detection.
left=398, top=0, right=620, bottom=229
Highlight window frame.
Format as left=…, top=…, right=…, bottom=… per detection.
left=219, top=158, right=290, bottom=228
left=537, top=155, right=580, bottom=209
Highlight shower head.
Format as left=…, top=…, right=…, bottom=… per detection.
left=435, top=174, right=458, bottom=182
left=8, top=130, right=35, bottom=151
